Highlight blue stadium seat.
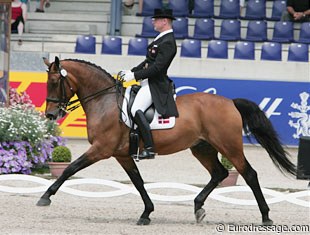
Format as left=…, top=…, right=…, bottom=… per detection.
left=240, top=0, right=266, bottom=20
left=207, top=40, right=228, bottom=59
left=260, top=42, right=282, bottom=61
left=265, top=0, right=286, bottom=21
left=217, top=19, right=241, bottom=41
left=135, top=17, right=158, bottom=38
left=168, top=0, right=189, bottom=17
left=214, top=0, right=240, bottom=19
left=189, top=18, right=214, bottom=40
left=180, top=39, right=202, bottom=58
left=189, top=0, right=214, bottom=18
left=127, top=37, right=148, bottom=56
left=244, top=20, right=267, bottom=42
left=287, top=43, right=309, bottom=62
left=75, top=35, right=96, bottom=54
left=296, top=22, right=310, bottom=44
left=270, top=21, right=294, bottom=43
left=173, top=17, right=189, bottom=39
left=136, top=0, right=163, bottom=16
left=101, top=36, right=122, bottom=55
left=234, top=41, right=255, bottom=60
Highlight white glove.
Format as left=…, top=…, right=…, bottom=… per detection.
left=119, top=70, right=135, bottom=82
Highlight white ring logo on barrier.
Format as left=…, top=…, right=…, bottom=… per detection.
left=0, top=174, right=309, bottom=207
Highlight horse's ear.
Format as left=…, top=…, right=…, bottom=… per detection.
left=43, top=57, right=50, bottom=67
left=54, top=56, right=60, bottom=69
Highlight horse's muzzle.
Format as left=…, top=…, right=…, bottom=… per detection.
left=45, top=110, right=58, bottom=120
left=45, top=108, right=66, bottom=120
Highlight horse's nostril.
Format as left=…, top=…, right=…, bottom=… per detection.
left=46, top=113, right=56, bottom=120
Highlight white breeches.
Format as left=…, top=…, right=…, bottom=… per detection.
left=131, top=79, right=152, bottom=117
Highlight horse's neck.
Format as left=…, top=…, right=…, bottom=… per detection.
left=75, top=76, right=119, bottom=116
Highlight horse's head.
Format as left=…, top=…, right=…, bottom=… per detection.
left=44, top=56, right=76, bottom=120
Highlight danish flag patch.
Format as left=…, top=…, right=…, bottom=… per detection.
left=158, top=116, right=170, bottom=124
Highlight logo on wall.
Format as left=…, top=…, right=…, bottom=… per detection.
left=288, top=92, right=310, bottom=139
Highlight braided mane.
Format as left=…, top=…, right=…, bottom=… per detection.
left=64, top=58, right=115, bottom=82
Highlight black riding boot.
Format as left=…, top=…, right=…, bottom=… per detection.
left=134, top=110, right=155, bottom=159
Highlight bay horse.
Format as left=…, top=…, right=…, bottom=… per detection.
left=37, top=57, right=296, bottom=226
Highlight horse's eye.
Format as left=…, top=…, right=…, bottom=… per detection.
left=47, top=82, right=58, bottom=90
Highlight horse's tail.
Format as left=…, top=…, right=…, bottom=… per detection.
left=233, top=98, right=297, bottom=176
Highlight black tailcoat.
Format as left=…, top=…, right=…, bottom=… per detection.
left=131, top=32, right=179, bottom=118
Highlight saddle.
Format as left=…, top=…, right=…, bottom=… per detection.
left=121, top=85, right=176, bottom=160
left=121, top=85, right=176, bottom=130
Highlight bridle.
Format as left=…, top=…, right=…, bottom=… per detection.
left=46, top=66, right=75, bottom=114
left=45, top=64, right=124, bottom=116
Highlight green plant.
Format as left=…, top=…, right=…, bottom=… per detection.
left=221, top=155, right=234, bottom=170
left=51, top=146, right=72, bottom=162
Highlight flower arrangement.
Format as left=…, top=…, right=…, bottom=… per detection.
left=0, top=88, right=65, bottom=174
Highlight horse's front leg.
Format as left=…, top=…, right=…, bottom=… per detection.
left=117, top=157, right=154, bottom=225
left=36, top=152, right=97, bottom=206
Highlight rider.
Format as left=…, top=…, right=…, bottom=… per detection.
left=120, top=8, right=179, bottom=159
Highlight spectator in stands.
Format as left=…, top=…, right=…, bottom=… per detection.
left=11, top=0, right=28, bottom=45
left=281, top=0, right=310, bottom=22
left=35, top=0, right=51, bottom=13
left=124, top=0, right=143, bottom=14
left=119, top=8, right=179, bottom=159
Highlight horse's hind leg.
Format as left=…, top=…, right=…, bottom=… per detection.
left=117, top=157, right=154, bottom=225
left=235, top=158, right=273, bottom=225
left=190, top=141, right=228, bottom=223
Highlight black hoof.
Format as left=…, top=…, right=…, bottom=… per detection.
left=36, top=197, right=51, bottom=206
left=195, top=208, right=206, bottom=223
left=262, top=218, right=273, bottom=226
left=136, top=217, right=151, bottom=225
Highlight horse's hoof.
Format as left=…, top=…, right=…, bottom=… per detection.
left=136, top=217, right=151, bottom=225
left=262, top=218, right=273, bottom=226
left=36, top=197, right=51, bottom=206
left=195, top=208, right=206, bottom=223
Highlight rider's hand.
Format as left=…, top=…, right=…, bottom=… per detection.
left=119, top=70, right=135, bottom=82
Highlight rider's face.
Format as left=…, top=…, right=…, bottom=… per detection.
left=152, top=18, right=166, bottom=32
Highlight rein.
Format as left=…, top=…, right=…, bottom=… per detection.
left=66, top=83, right=118, bottom=112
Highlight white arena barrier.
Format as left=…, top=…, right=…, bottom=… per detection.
left=0, top=174, right=309, bottom=207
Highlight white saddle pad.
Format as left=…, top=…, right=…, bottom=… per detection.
left=121, top=86, right=176, bottom=130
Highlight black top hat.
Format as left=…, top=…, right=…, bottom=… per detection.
left=152, top=8, right=176, bottom=20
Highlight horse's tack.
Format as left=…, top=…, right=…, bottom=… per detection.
left=121, top=85, right=176, bottom=130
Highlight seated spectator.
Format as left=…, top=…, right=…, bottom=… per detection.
left=281, top=0, right=310, bottom=22
left=35, top=0, right=51, bottom=13
left=124, top=0, right=143, bottom=14
left=11, top=0, right=28, bottom=45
